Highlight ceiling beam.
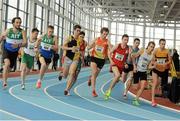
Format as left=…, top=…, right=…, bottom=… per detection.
left=79, top=5, right=151, bottom=10
left=164, top=0, right=177, bottom=20
left=151, top=0, right=157, bottom=21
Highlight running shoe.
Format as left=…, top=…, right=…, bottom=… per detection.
left=36, top=80, right=41, bottom=89
left=64, top=90, right=70, bottom=96
left=104, top=89, right=111, bottom=100
left=92, top=90, right=98, bottom=97
left=58, top=75, right=62, bottom=81
left=3, top=83, right=7, bottom=90
left=123, top=93, right=127, bottom=100
left=151, top=101, right=157, bottom=107
left=88, top=76, right=91, bottom=86
left=132, top=99, right=140, bottom=106
left=21, top=84, right=25, bottom=90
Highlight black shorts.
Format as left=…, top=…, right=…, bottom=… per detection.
left=2, top=49, right=18, bottom=68
left=90, top=56, right=105, bottom=69
left=39, top=54, right=52, bottom=64
left=152, top=69, right=169, bottom=78
left=133, top=71, right=147, bottom=84
left=123, top=64, right=133, bottom=73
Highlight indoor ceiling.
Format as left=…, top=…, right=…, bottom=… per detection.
left=78, top=0, right=180, bottom=24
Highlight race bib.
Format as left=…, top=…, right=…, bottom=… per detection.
left=28, top=45, right=34, bottom=50
left=141, top=62, right=147, bottom=68
left=157, top=59, right=166, bottom=64
left=95, top=46, right=104, bottom=53
left=115, top=53, right=124, bottom=61
left=42, top=43, right=52, bottom=51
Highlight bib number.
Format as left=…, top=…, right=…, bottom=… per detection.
left=115, top=53, right=124, bottom=61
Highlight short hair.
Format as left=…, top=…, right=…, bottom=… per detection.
left=79, top=31, right=85, bottom=36
left=147, top=41, right=155, bottom=49
left=134, top=38, right=140, bottom=42
left=48, top=25, right=54, bottom=30
left=12, top=17, right=21, bottom=24
left=73, top=25, right=81, bottom=30
left=100, top=27, right=109, bottom=34
left=159, top=38, right=166, bottom=44
left=122, top=34, right=129, bottom=39
left=31, top=28, right=39, bottom=33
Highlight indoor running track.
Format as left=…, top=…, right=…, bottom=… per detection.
left=0, top=65, right=180, bottom=120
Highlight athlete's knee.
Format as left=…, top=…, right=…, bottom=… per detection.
left=41, top=63, right=47, bottom=68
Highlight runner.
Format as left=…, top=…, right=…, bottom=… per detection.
left=64, top=31, right=86, bottom=94
left=59, top=25, right=81, bottom=95
left=79, top=31, right=87, bottom=67
left=0, top=17, right=27, bottom=89
left=35, top=25, right=58, bottom=89
left=151, top=39, right=171, bottom=107
left=20, top=28, right=39, bottom=90
left=132, top=41, right=155, bottom=106
left=123, top=38, right=140, bottom=99
left=87, top=27, right=112, bottom=97
left=104, top=34, right=129, bottom=100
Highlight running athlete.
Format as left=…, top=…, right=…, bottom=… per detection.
left=151, top=39, right=171, bottom=107
left=104, top=34, right=129, bottom=100
left=87, top=27, right=112, bottom=97
left=35, top=25, right=58, bottom=88
left=79, top=31, right=87, bottom=67
left=0, top=17, right=27, bottom=89
left=64, top=31, right=86, bottom=94
left=132, top=41, right=155, bottom=106
left=59, top=25, right=82, bottom=95
left=20, top=28, right=39, bottom=90
left=123, top=38, right=140, bottom=99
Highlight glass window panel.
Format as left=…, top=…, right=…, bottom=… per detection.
left=111, top=22, right=116, bottom=34
left=176, top=41, right=180, bottom=56
left=176, top=30, right=180, bottom=39
left=19, top=0, right=26, bottom=11
left=102, top=20, right=108, bottom=27
left=126, top=24, right=134, bottom=36
left=8, top=0, right=17, bottom=7
left=7, top=7, right=17, bottom=21
left=36, top=5, right=42, bottom=17
left=165, top=29, right=174, bottom=39
left=19, top=11, right=26, bottom=27
left=117, top=23, right=125, bottom=35
left=110, top=35, right=116, bottom=45
left=135, top=26, right=143, bottom=37
left=55, top=15, right=58, bottom=25
left=35, top=18, right=42, bottom=32
left=166, top=40, right=174, bottom=49
left=155, top=28, right=164, bottom=39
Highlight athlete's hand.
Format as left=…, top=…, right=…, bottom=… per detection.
left=124, top=64, right=128, bottom=69
left=12, top=43, right=19, bottom=48
left=110, top=61, right=115, bottom=66
left=34, top=47, right=38, bottom=52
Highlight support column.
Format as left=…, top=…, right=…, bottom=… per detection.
left=29, top=0, right=35, bottom=33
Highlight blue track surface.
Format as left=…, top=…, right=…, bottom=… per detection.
left=0, top=65, right=179, bottom=120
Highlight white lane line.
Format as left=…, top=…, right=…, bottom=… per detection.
left=101, top=79, right=180, bottom=117
left=44, top=82, right=118, bottom=120
left=9, top=79, right=81, bottom=120
left=0, top=109, right=31, bottom=121
left=75, top=73, right=177, bottom=120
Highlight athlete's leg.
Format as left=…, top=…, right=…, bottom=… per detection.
left=2, top=58, right=11, bottom=87
left=90, top=62, right=101, bottom=97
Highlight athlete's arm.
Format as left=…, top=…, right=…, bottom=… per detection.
left=52, top=36, right=58, bottom=52
left=87, top=38, right=96, bottom=50
left=165, top=50, right=172, bottom=66
left=131, top=48, right=143, bottom=58
left=0, top=30, right=8, bottom=42
left=34, top=36, right=42, bottom=52
left=21, top=30, right=27, bottom=47
left=109, top=44, right=118, bottom=55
